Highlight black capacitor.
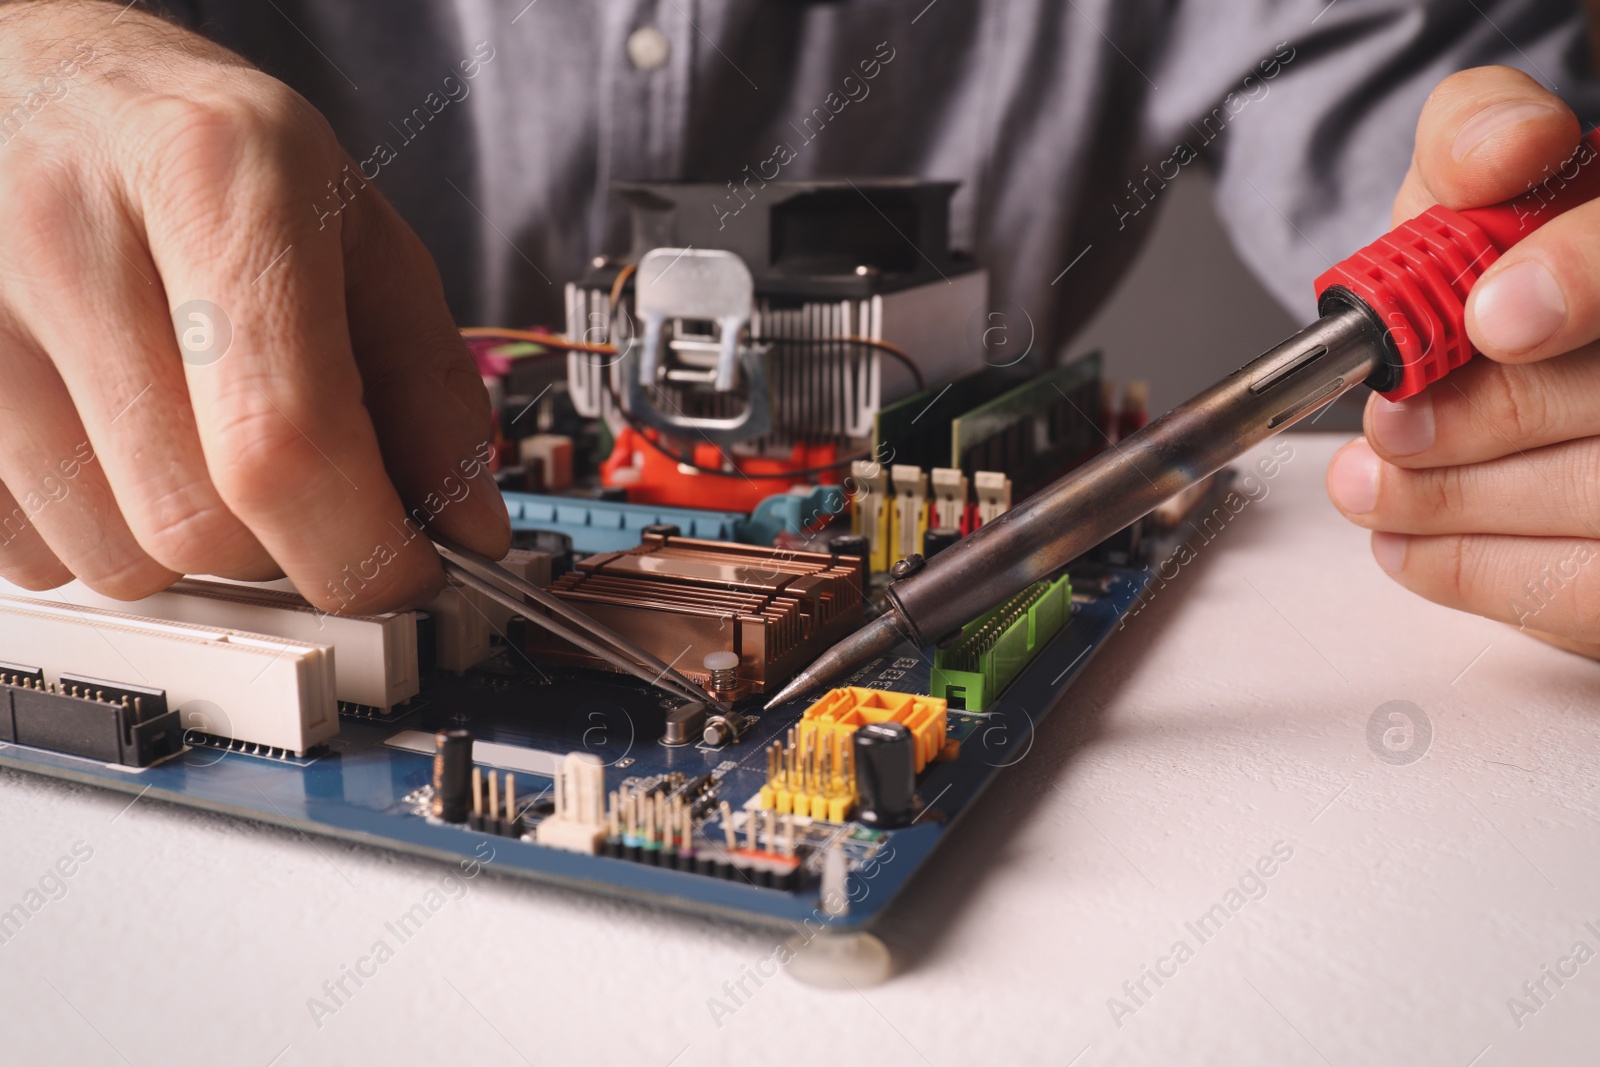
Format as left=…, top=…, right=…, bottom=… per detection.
left=853, top=721, right=916, bottom=828
left=430, top=729, right=473, bottom=822
left=828, top=534, right=871, bottom=598
left=828, top=533, right=869, bottom=558
left=641, top=523, right=680, bottom=539
left=922, top=527, right=961, bottom=558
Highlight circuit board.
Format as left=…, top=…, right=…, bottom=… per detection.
left=0, top=182, right=1209, bottom=939
left=0, top=562, right=1146, bottom=932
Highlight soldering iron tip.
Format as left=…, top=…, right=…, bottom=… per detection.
left=763, top=680, right=804, bottom=711
left=763, top=611, right=910, bottom=711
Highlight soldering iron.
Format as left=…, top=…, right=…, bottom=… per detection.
left=766, top=128, right=1600, bottom=710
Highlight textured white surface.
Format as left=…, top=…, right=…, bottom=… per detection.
left=3, top=433, right=1598, bottom=1067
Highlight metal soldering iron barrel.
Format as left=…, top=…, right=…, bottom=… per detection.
left=884, top=303, right=1387, bottom=648
left=763, top=303, right=1390, bottom=711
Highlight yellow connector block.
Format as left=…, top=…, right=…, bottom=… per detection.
left=758, top=712, right=858, bottom=821
left=758, top=689, right=948, bottom=824
left=799, top=687, right=948, bottom=773
left=871, top=500, right=891, bottom=573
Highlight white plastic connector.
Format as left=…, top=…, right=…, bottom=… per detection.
left=930, top=467, right=968, bottom=529
left=424, top=582, right=493, bottom=672
left=479, top=549, right=555, bottom=633
left=891, top=464, right=928, bottom=559
left=820, top=843, right=849, bottom=917
left=56, top=579, right=418, bottom=710
left=974, top=471, right=1013, bottom=527
left=536, top=752, right=607, bottom=854
left=0, top=593, right=337, bottom=755
left=518, top=435, right=574, bottom=491
left=850, top=460, right=889, bottom=571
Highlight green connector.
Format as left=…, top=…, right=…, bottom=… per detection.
left=930, top=574, right=1071, bottom=712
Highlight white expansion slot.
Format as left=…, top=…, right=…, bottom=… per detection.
left=0, top=593, right=337, bottom=755
left=479, top=548, right=555, bottom=633
left=50, top=579, right=419, bottom=710
left=425, top=581, right=493, bottom=672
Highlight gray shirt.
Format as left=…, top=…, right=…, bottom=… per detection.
left=168, top=0, right=1597, bottom=362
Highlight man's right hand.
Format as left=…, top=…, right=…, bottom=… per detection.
left=1326, top=66, right=1600, bottom=658
left=0, top=1, right=509, bottom=614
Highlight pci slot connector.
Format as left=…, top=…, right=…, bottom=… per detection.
left=929, top=574, right=1071, bottom=712
left=0, top=594, right=337, bottom=755
left=58, top=579, right=418, bottom=711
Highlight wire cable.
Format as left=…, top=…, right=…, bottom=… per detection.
left=460, top=327, right=617, bottom=355
left=608, top=263, right=636, bottom=308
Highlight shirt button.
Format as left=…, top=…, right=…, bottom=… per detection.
left=627, top=26, right=670, bottom=71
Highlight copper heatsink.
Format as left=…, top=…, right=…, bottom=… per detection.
left=524, top=534, right=866, bottom=696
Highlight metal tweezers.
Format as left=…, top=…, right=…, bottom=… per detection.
left=431, top=538, right=730, bottom=715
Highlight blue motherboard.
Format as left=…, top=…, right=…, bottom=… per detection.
left=0, top=563, right=1147, bottom=932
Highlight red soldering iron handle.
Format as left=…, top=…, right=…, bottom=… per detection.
left=1315, top=127, right=1600, bottom=402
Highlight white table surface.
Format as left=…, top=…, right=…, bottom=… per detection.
left=3, top=432, right=1597, bottom=1067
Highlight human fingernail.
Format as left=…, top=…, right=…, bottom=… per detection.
left=1371, top=531, right=1407, bottom=574
left=1452, top=101, right=1561, bottom=162
left=1473, top=259, right=1567, bottom=353
left=1328, top=439, right=1380, bottom=515
left=1369, top=393, right=1434, bottom=456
